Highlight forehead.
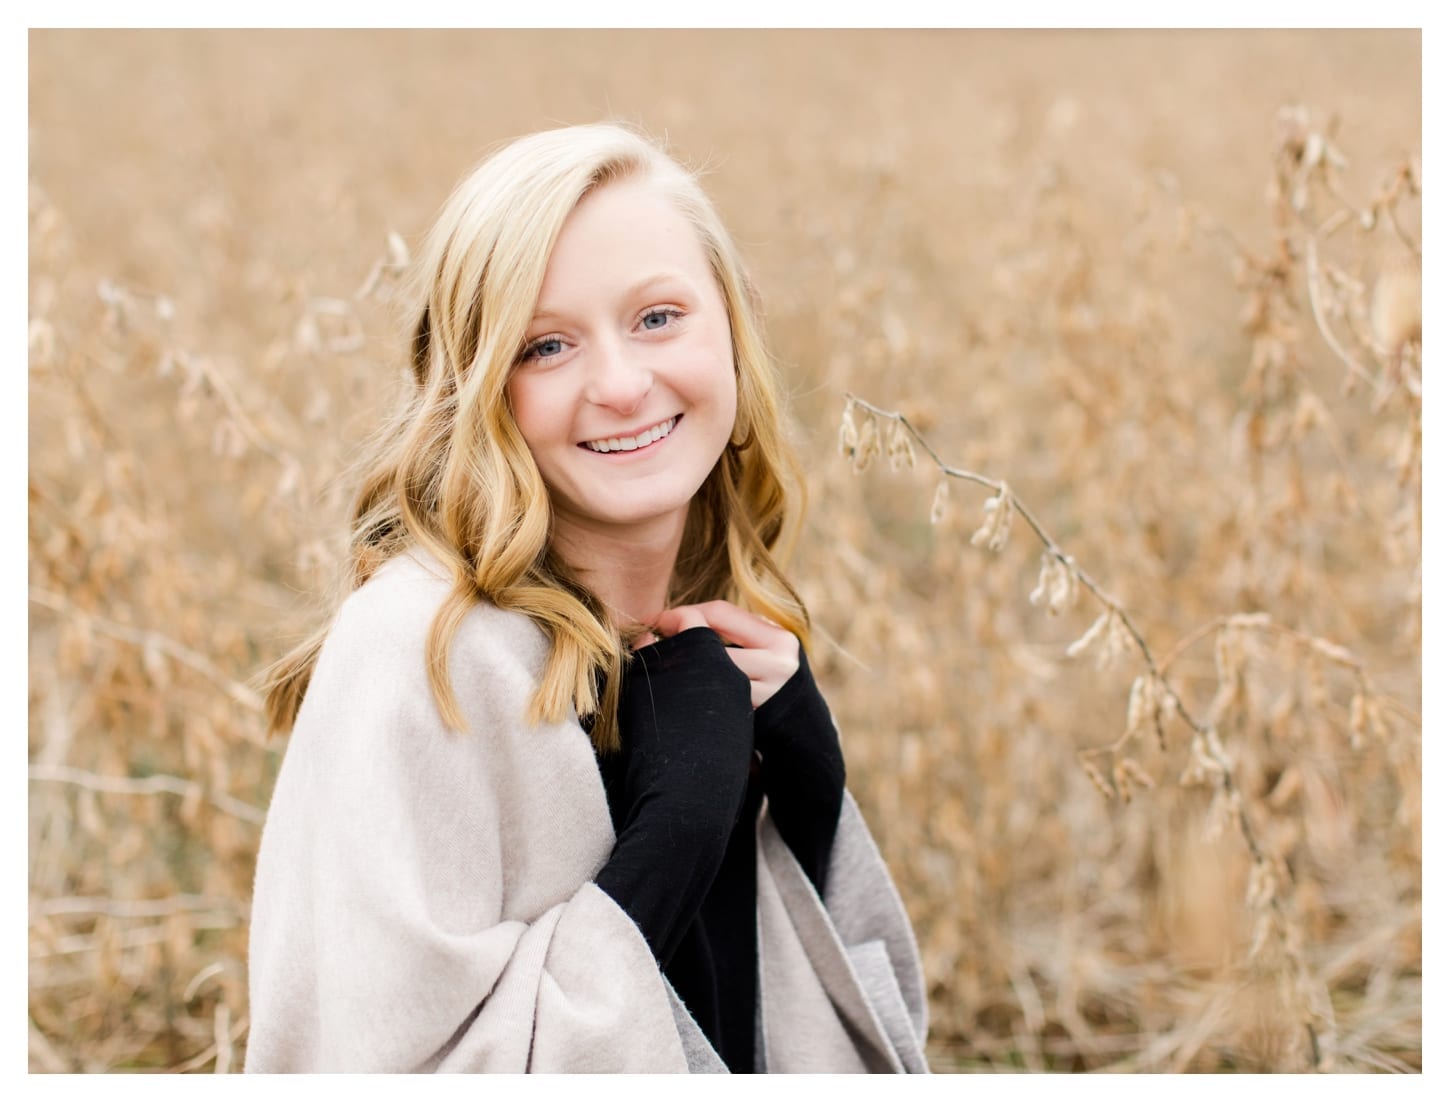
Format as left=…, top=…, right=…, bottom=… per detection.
left=533, top=177, right=713, bottom=313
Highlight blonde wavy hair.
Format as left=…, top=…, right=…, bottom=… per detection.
left=262, top=122, right=810, bottom=753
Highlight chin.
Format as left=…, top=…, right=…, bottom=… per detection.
left=587, top=497, right=695, bottom=529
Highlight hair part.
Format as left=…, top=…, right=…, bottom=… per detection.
left=261, top=122, right=810, bottom=753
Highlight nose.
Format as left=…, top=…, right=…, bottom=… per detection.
left=583, top=335, right=652, bottom=415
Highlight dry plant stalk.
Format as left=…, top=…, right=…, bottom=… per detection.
left=840, top=390, right=1417, bottom=1068
left=824, top=109, right=1417, bottom=1074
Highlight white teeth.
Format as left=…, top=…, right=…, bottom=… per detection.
left=584, top=417, right=676, bottom=453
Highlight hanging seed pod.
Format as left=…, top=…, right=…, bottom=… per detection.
left=929, top=479, right=949, bottom=525
left=886, top=420, right=917, bottom=471
left=1028, top=553, right=1054, bottom=608
left=1152, top=678, right=1174, bottom=749
left=838, top=403, right=859, bottom=457
left=1101, top=611, right=1136, bottom=670
left=1119, top=756, right=1155, bottom=792
left=970, top=486, right=1014, bottom=551
left=1047, top=557, right=1079, bottom=616
left=1080, top=759, right=1115, bottom=801
left=852, top=416, right=880, bottom=474
left=1125, top=675, right=1150, bottom=737
left=1066, top=611, right=1110, bottom=660
left=1112, top=758, right=1133, bottom=803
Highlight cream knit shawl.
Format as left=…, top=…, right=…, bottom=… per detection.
left=245, top=552, right=929, bottom=1073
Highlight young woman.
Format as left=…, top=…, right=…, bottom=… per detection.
left=245, top=123, right=928, bottom=1074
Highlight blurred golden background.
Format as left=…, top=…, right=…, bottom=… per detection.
left=28, top=29, right=1421, bottom=1072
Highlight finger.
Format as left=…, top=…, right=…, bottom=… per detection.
left=723, top=646, right=797, bottom=684
left=650, top=605, right=712, bottom=638
left=679, top=600, right=795, bottom=653
left=719, top=648, right=773, bottom=710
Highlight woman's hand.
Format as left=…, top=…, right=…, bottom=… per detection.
left=648, top=601, right=845, bottom=896
left=649, top=600, right=800, bottom=709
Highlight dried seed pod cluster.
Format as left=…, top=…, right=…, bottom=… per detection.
left=885, top=420, right=917, bottom=472
left=969, top=486, right=1014, bottom=552
left=1027, top=552, right=1079, bottom=616
left=1065, top=608, right=1136, bottom=670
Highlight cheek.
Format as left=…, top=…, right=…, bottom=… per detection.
left=505, top=377, right=558, bottom=454
left=690, top=322, right=738, bottom=417
left=717, top=345, right=740, bottom=428
left=677, top=350, right=735, bottom=434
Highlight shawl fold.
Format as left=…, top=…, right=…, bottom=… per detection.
left=245, top=553, right=928, bottom=1073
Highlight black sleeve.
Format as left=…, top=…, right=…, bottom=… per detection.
left=594, top=627, right=755, bottom=967
left=752, top=643, right=846, bottom=896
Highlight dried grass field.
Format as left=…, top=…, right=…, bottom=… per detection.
left=27, top=29, right=1421, bottom=1072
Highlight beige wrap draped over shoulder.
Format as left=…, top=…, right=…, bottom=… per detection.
left=245, top=553, right=929, bottom=1073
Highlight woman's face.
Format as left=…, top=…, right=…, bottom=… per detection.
left=506, top=176, right=737, bottom=542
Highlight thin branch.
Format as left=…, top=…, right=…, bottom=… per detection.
left=28, top=764, right=265, bottom=826
left=846, top=393, right=1184, bottom=718
left=1303, top=230, right=1383, bottom=395
left=34, top=894, right=248, bottom=921
left=168, top=1012, right=247, bottom=1074
left=30, top=916, right=239, bottom=960
left=1158, top=618, right=1227, bottom=675
left=846, top=395, right=1419, bottom=741
left=1158, top=617, right=1417, bottom=730
left=1383, top=201, right=1421, bottom=260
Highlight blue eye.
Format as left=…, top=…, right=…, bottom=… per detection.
left=640, top=308, right=682, bottom=331
left=522, top=337, right=564, bottom=362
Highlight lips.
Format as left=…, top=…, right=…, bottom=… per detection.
left=579, top=415, right=680, bottom=454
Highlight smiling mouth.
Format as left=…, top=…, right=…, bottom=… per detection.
left=579, top=415, right=681, bottom=454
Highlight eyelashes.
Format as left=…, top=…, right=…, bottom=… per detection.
left=518, top=307, right=685, bottom=364
left=520, top=335, right=565, bottom=363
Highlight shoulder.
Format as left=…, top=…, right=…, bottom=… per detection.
left=299, top=549, right=553, bottom=739
left=327, top=549, right=548, bottom=677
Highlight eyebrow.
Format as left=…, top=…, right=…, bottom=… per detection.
left=530, top=271, right=693, bottom=322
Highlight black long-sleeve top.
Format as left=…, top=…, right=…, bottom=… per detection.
left=591, top=627, right=846, bottom=1073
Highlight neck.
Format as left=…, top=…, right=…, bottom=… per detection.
left=550, top=509, right=688, bottom=627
